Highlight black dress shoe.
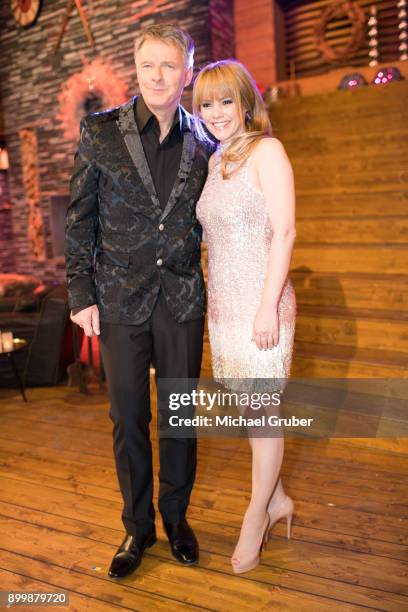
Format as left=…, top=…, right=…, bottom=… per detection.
left=163, top=517, right=199, bottom=565
left=108, top=530, right=157, bottom=578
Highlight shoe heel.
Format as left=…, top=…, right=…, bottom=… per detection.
left=286, top=513, right=293, bottom=539
left=267, top=496, right=294, bottom=540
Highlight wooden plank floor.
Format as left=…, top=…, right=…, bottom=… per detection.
left=0, top=383, right=407, bottom=612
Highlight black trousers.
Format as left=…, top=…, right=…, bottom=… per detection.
left=99, top=289, right=204, bottom=536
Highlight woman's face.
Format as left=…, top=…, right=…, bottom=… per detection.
left=199, top=96, right=245, bottom=143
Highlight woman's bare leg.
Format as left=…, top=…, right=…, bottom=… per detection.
left=232, top=435, right=285, bottom=560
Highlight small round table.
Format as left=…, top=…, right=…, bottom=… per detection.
left=0, top=338, right=28, bottom=402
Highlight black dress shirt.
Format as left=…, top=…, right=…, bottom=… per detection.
left=135, top=95, right=183, bottom=211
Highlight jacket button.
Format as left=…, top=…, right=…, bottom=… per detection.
left=158, top=223, right=164, bottom=231
left=157, top=258, right=163, bottom=267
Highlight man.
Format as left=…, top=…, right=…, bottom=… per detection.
left=65, top=24, right=214, bottom=579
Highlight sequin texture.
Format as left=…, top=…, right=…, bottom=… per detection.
left=197, top=146, right=296, bottom=392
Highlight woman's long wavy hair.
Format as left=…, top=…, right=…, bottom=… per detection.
left=192, top=59, right=272, bottom=179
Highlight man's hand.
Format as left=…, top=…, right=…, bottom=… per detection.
left=70, top=304, right=100, bottom=337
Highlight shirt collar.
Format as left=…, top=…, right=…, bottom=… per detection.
left=135, top=95, right=188, bottom=133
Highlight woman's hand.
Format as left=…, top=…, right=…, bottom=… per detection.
left=252, top=304, right=279, bottom=350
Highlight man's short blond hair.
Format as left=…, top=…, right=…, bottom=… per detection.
left=134, top=24, right=195, bottom=68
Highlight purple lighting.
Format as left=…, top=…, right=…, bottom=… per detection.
left=373, top=66, right=404, bottom=84
left=337, top=73, right=367, bottom=89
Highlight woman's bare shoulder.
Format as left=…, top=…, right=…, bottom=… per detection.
left=252, top=137, right=290, bottom=173
left=253, top=136, right=286, bottom=157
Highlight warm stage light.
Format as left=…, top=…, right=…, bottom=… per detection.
left=0, top=147, right=9, bottom=170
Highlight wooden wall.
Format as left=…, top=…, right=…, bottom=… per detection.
left=234, top=0, right=405, bottom=87
left=234, top=0, right=280, bottom=86
left=268, top=79, right=408, bottom=376
left=0, top=0, right=232, bottom=280
left=283, top=0, right=401, bottom=79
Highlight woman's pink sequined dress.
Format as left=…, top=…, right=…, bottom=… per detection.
left=197, top=146, right=296, bottom=391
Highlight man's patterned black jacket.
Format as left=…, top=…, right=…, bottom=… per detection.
left=65, top=96, right=214, bottom=324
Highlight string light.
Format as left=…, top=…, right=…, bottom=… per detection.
left=368, top=5, right=379, bottom=67
left=398, top=0, right=408, bottom=61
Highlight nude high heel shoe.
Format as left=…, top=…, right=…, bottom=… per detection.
left=264, top=495, right=294, bottom=547
left=231, top=512, right=270, bottom=575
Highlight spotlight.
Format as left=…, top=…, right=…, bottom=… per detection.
left=337, top=74, right=367, bottom=90
left=373, top=66, right=405, bottom=84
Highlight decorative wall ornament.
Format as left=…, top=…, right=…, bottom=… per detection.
left=123, top=0, right=174, bottom=24
left=314, top=1, right=366, bottom=64
left=368, top=5, right=379, bottom=67
left=57, top=57, right=129, bottom=141
left=11, top=0, right=42, bottom=27
left=55, top=0, right=95, bottom=53
left=398, top=0, right=408, bottom=61
left=19, top=128, right=46, bottom=261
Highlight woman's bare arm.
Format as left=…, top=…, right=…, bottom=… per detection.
left=251, top=137, right=296, bottom=349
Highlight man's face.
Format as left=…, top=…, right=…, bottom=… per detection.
left=135, top=39, right=193, bottom=112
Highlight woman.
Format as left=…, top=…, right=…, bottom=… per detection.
left=193, top=60, right=296, bottom=574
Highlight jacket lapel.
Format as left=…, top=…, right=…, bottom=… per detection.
left=116, top=96, right=162, bottom=218
left=117, top=97, right=197, bottom=222
left=160, top=108, right=196, bottom=222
